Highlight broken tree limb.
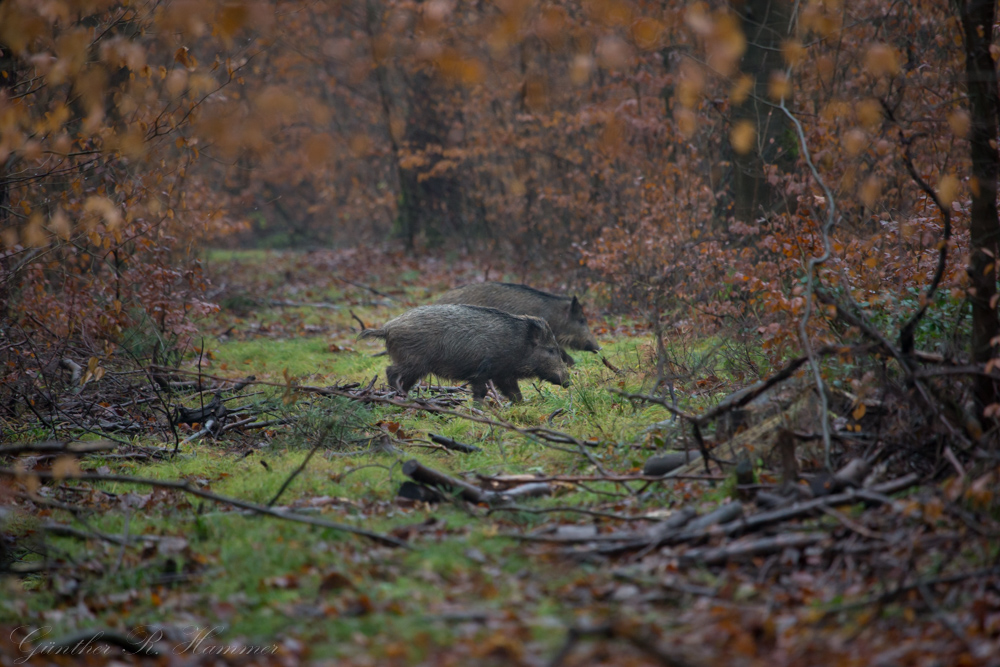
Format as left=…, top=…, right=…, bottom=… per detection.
left=402, top=459, right=552, bottom=505
left=429, top=433, right=482, bottom=453
left=679, top=532, right=828, bottom=566
left=576, top=473, right=920, bottom=555
left=174, top=392, right=227, bottom=425
left=670, top=474, right=919, bottom=547
left=512, top=507, right=700, bottom=545
left=402, top=459, right=490, bottom=503
left=681, top=501, right=744, bottom=533
left=643, top=451, right=702, bottom=476
left=496, top=482, right=553, bottom=501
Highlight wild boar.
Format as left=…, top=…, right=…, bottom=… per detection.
left=358, top=304, right=571, bottom=402
left=436, top=282, right=600, bottom=366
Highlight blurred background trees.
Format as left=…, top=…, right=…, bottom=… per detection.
left=1, top=0, right=998, bottom=416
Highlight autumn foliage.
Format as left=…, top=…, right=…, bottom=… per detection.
left=1, top=0, right=999, bottom=418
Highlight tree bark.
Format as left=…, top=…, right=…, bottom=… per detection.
left=0, top=34, right=16, bottom=323
left=731, top=0, right=795, bottom=222
left=957, top=0, right=1000, bottom=418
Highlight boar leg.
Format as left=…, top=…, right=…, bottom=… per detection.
left=386, top=366, right=402, bottom=392
left=559, top=348, right=576, bottom=366
left=470, top=381, right=489, bottom=402
left=494, top=378, right=523, bottom=403
left=387, top=366, right=421, bottom=396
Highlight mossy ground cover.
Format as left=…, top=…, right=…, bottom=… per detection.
left=1, top=251, right=744, bottom=663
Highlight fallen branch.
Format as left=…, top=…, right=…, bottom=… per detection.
left=488, top=505, right=676, bottom=522
left=402, top=459, right=551, bottom=505
left=477, top=473, right=723, bottom=486
left=429, top=433, right=482, bottom=453
left=42, top=521, right=168, bottom=547
left=514, top=507, right=699, bottom=544
left=568, top=474, right=919, bottom=554
left=0, top=440, right=116, bottom=457
left=679, top=531, right=827, bottom=566
left=0, top=467, right=407, bottom=548
left=269, top=299, right=342, bottom=310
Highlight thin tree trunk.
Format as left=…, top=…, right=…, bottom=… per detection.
left=957, top=0, right=1000, bottom=418
left=731, top=0, right=794, bottom=222
left=0, top=33, right=16, bottom=322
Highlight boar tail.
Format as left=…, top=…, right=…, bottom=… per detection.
left=358, top=327, right=388, bottom=341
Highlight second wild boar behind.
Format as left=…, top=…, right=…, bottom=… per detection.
left=436, top=282, right=600, bottom=365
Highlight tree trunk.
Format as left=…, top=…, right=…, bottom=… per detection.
left=957, top=0, right=1000, bottom=417
left=0, top=35, right=16, bottom=322
left=731, top=0, right=795, bottom=222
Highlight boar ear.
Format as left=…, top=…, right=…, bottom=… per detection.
left=526, top=318, right=546, bottom=345
left=569, top=296, right=583, bottom=316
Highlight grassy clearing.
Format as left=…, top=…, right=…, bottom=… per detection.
left=2, top=252, right=753, bottom=662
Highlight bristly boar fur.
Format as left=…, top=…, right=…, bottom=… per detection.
left=358, top=304, right=571, bottom=402
left=436, top=282, right=600, bottom=366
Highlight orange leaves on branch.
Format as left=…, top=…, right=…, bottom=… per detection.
left=801, top=0, right=842, bottom=39
left=686, top=5, right=745, bottom=76
left=859, top=175, right=881, bottom=209
left=844, top=129, right=868, bottom=157
left=730, top=120, right=756, bottom=155
left=586, top=0, right=632, bottom=27
left=855, top=99, right=883, bottom=129
left=631, top=18, right=665, bottom=51
left=864, top=43, right=901, bottom=77
left=729, top=74, right=753, bottom=105
left=49, top=208, right=71, bottom=241
left=435, top=49, right=485, bottom=85
left=948, top=110, right=971, bottom=138
left=166, top=69, right=189, bottom=97
left=675, top=108, right=697, bottom=138
left=596, top=36, right=631, bottom=70
left=82, top=357, right=105, bottom=386
left=937, top=175, right=960, bottom=209
left=781, top=40, right=806, bottom=67
left=175, top=47, right=196, bottom=70
left=569, top=54, right=594, bottom=85
left=535, top=7, right=569, bottom=49
left=216, top=2, right=250, bottom=43
left=767, top=72, right=791, bottom=101
left=84, top=196, right=122, bottom=231
left=23, top=213, right=47, bottom=247
left=676, top=62, right=705, bottom=109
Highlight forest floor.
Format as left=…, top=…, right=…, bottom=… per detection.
left=2, top=249, right=999, bottom=666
